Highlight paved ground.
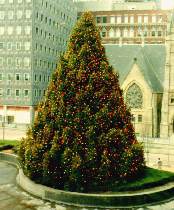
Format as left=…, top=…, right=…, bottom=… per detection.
left=1, top=162, right=174, bottom=210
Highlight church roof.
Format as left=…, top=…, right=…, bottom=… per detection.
left=104, top=44, right=166, bottom=92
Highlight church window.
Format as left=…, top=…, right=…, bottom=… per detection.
left=138, top=115, right=143, bottom=122
left=126, top=83, right=143, bottom=109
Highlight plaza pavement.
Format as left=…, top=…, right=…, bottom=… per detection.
left=1, top=161, right=174, bottom=210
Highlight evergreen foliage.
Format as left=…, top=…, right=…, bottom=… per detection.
left=19, top=12, right=145, bottom=192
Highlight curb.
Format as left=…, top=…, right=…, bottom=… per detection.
left=1, top=152, right=174, bottom=208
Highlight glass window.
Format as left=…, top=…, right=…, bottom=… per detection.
left=24, top=57, right=30, bottom=67
left=110, top=16, right=115, bottom=24
left=7, top=89, right=11, bottom=96
left=7, top=58, right=12, bottom=66
left=24, top=73, right=29, bottom=81
left=117, top=16, right=121, bottom=24
left=0, top=57, right=2, bottom=66
left=15, top=89, right=20, bottom=97
left=7, top=26, right=13, bottom=35
left=16, top=26, right=22, bottom=35
left=16, top=73, right=20, bottom=80
left=7, top=73, right=12, bottom=80
left=24, top=89, right=29, bottom=96
left=138, top=16, right=142, bottom=23
left=16, top=58, right=22, bottom=66
left=0, top=11, right=5, bottom=19
left=26, top=10, right=31, bottom=19
left=16, top=42, right=21, bottom=50
left=0, top=89, right=2, bottom=96
left=130, top=28, right=134, bottom=37
left=123, top=29, right=128, bottom=37
left=130, top=16, right=134, bottom=24
left=124, top=16, right=128, bottom=23
left=158, top=31, right=162, bottom=36
left=0, top=42, right=4, bottom=49
left=138, top=115, right=142, bottom=122
left=152, top=30, right=156, bottom=36
left=0, top=73, right=2, bottom=80
left=16, top=10, right=23, bottom=19
left=7, top=42, right=12, bottom=50
left=144, top=16, right=148, bottom=23
left=116, top=29, right=121, bottom=37
left=8, top=10, right=14, bottom=19
left=24, top=42, right=31, bottom=50
left=103, top=16, right=107, bottom=23
left=25, top=26, right=31, bottom=35
left=0, top=26, right=4, bottom=35
left=152, top=15, right=156, bottom=23
left=109, top=29, right=114, bottom=38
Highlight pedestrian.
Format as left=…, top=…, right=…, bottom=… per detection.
left=157, top=158, right=162, bottom=169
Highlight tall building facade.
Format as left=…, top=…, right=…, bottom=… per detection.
left=76, top=0, right=171, bottom=44
left=0, top=0, right=76, bottom=128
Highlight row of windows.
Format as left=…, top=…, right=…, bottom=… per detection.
left=0, top=88, right=30, bottom=97
left=35, top=27, right=67, bottom=45
left=101, top=28, right=164, bottom=38
left=34, top=59, right=56, bottom=70
left=0, top=73, right=29, bottom=81
left=0, top=26, right=31, bottom=35
left=131, top=114, right=143, bottom=123
left=96, top=15, right=164, bottom=24
left=0, top=57, right=30, bottom=67
left=0, top=41, right=30, bottom=51
left=0, top=73, right=50, bottom=83
left=35, top=43, right=61, bottom=56
left=0, top=10, right=31, bottom=20
left=0, top=0, right=31, bottom=4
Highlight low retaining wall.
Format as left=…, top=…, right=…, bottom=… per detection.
left=1, top=152, right=174, bottom=208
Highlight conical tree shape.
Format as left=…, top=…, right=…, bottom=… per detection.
left=19, top=12, right=145, bottom=192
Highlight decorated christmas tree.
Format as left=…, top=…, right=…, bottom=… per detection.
left=19, top=12, right=145, bottom=192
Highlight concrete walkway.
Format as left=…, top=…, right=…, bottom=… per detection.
left=1, top=161, right=174, bottom=210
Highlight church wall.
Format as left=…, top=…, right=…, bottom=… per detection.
left=122, top=63, right=157, bottom=137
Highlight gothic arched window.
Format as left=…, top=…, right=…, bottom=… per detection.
left=126, top=83, right=143, bottom=109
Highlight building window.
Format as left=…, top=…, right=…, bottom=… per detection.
left=0, top=42, right=3, bottom=49
left=16, top=42, right=21, bottom=50
left=24, top=73, right=29, bottom=81
left=144, top=16, right=148, bottom=23
left=124, top=15, right=128, bottom=23
left=126, top=83, right=143, bottom=109
left=152, top=30, right=156, bottom=37
left=116, top=29, right=121, bottom=37
left=7, top=26, right=13, bottom=35
left=7, top=42, right=12, bottom=50
left=123, top=28, right=128, bottom=37
left=7, top=89, right=11, bottom=96
left=25, top=10, right=31, bottom=19
left=16, top=73, right=20, bottom=80
left=24, top=42, right=31, bottom=50
left=152, top=15, right=156, bottom=23
left=0, top=73, right=2, bottom=80
left=0, top=11, right=5, bottom=19
left=117, top=16, right=121, bottom=24
left=8, top=10, right=14, bottom=19
left=7, top=116, right=14, bottom=124
left=17, top=10, right=23, bottom=19
left=16, top=26, right=22, bottom=35
left=24, top=57, right=30, bottom=67
left=101, top=29, right=107, bottom=38
left=158, top=31, right=162, bottom=37
left=15, top=89, right=20, bottom=96
left=16, top=58, right=22, bottom=66
left=171, top=98, right=174, bottom=103
left=7, top=58, right=12, bottom=66
left=130, top=28, right=134, bottom=37
left=0, top=57, right=3, bottom=66
left=24, top=89, right=29, bottom=97
left=7, top=73, right=12, bottom=80
left=138, top=16, right=142, bottom=24
left=25, top=26, right=31, bottom=35
left=109, top=28, right=115, bottom=38
left=102, top=16, right=107, bottom=23
left=110, top=16, right=115, bottom=24
left=138, top=115, right=143, bottom=122
left=0, top=89, right=2, bottom=96
left=130, top=16, right=134, bottom=24
left=0, top=26, right=4, bottom=35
